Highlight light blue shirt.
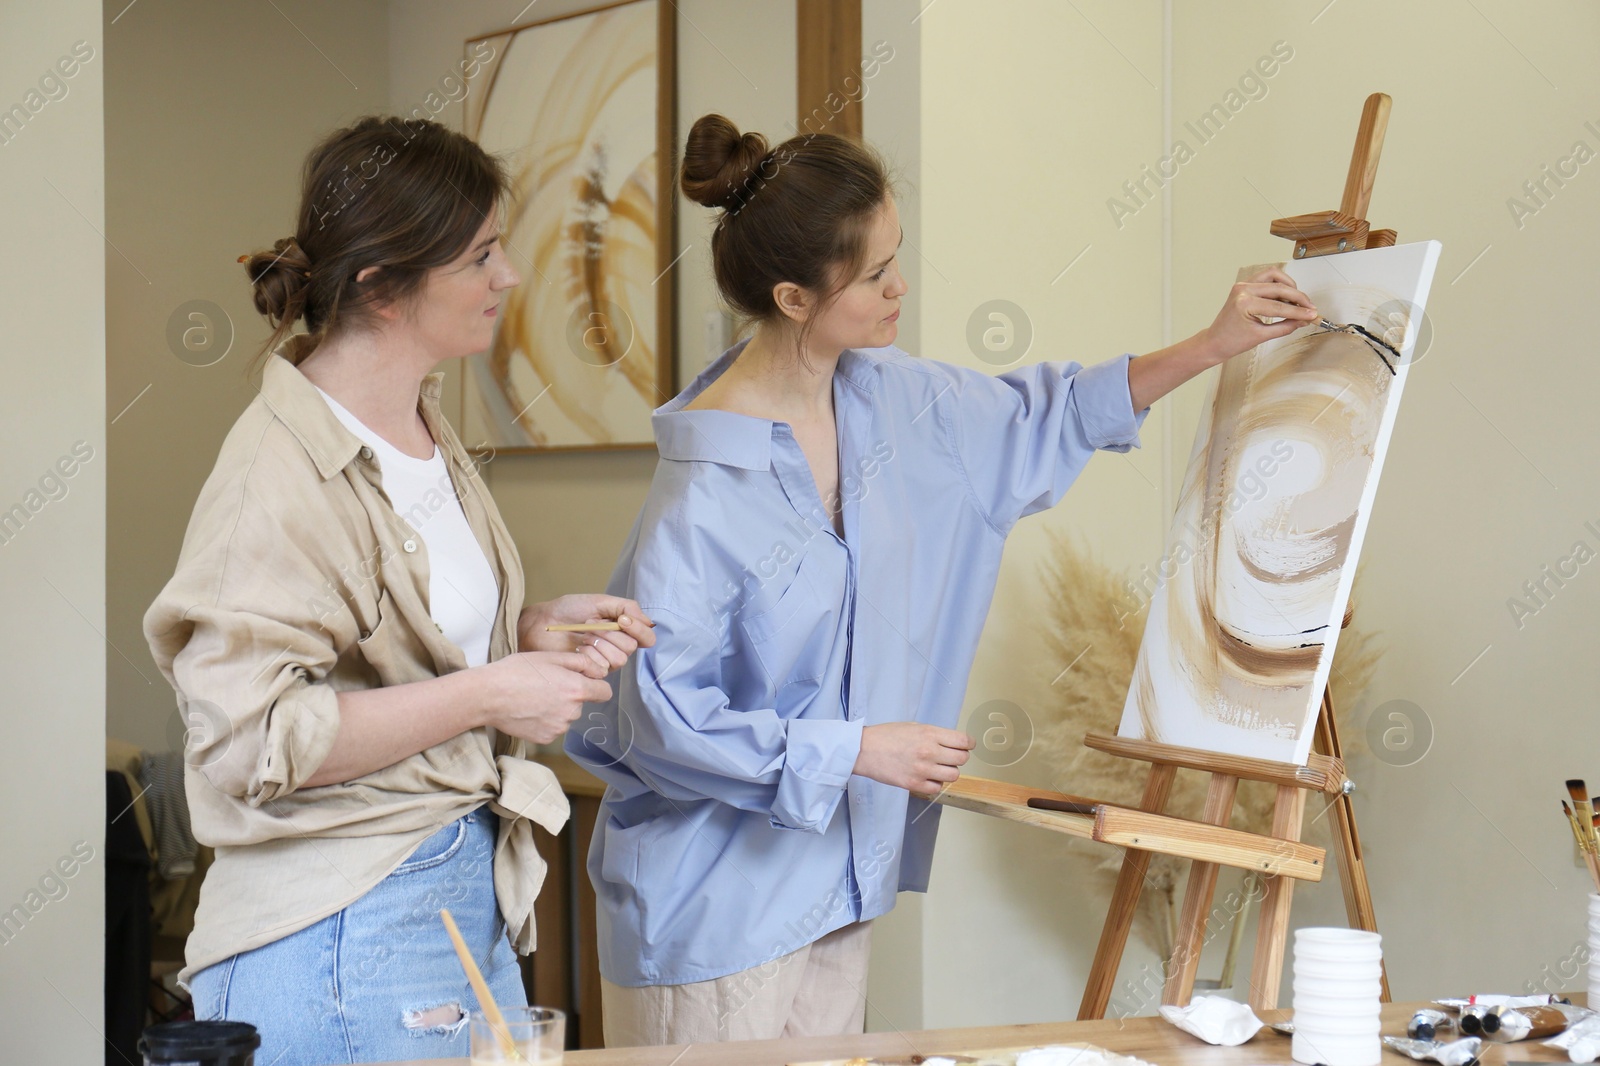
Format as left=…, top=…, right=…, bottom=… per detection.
left=565, top=338, right=1148, bottom=986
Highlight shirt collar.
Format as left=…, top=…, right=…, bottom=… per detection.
left=653, top=337, right=881, bottom=470
left=259, top=334, right=448, bottom=481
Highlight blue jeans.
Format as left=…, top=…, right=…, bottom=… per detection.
left=190, top=808, right=526, bottom=1065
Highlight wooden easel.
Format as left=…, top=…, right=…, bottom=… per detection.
left=1071, top=605, right=1390, bottom=1020
left=935, top=93, right=1399, bottom=1019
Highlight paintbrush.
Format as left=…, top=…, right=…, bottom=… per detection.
left=440, top=909, right=524, bottom=1062
left=1562, top=801, right=1600, bottom=889
left=1563, top=785, right=1600, bottom=892
left=1026, top=797, right=1099, bottom=816
left=1567, top=781, right=1597, bottom=849
left=1562, top=801, right=1588, bottom=850
left=1313, top=319, right=1402, bottom=374
left=545, top=622, right=623, bottom=632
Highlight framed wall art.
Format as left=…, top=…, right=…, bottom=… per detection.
left=462, top=0, right=676, bottom=452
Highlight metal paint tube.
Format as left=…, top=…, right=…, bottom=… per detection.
left=1410, top=1010, right=1456, bottom=1041
left=1488, top=1004, right=1594, bottom=1043
left=1383, top=1035, right=1483, bottom=1066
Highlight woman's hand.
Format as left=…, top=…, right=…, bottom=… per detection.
left=853, top=722, right=976, bottom=797
left=1198, top=266, right=1320, bottom=365
left=480, top=650, right=617, bottom=746
left=1128, top=268, right=1320, bottom=410
left=517, top=594, right=657, bottom=673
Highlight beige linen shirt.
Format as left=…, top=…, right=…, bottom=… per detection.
left=143, top=335, right=567, bottom=985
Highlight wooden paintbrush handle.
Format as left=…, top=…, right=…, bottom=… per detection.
left=440, top=908, right=520, bottom=1060
left=1026, top=797, right=1099, bottom=816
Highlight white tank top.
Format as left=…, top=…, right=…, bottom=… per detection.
left=314, top=386, right=500, bottom=667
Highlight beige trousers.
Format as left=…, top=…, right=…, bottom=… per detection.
left=600, top=920, right=874, bottom=1047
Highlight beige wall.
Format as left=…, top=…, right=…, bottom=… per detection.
left=107, top=0, right=391, bottom=750
left=914, top=0, right=1171, bottom=1028
left=0, top=0, right=105, bottom=1051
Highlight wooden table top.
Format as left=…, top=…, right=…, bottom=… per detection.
left=372, top=999, right=1583, bottom=1065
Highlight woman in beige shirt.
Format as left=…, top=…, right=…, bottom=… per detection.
left=143, top=115, right=653, bottom=1065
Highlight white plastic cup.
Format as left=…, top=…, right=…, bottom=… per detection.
left=1291, top=928, right=1383, bottom=1066
left=1589, top=894, right=1600, bottom=1005
left=1293, top=1029, right=1384, bottom=1066
left=1293, top=931, right=1383, bottom=960
left=1292, top=958, right=1383, bottom=981
left=1292, top=1006, right=1383, bottom=1031
left=1292, top=977, right=1385, bottom=1000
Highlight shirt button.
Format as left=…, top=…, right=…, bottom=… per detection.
left=403, top=539, right=418, bottom=553
left=359, top=446, right=373, bottom=460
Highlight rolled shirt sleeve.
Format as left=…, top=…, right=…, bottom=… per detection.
left=155, top=600, right=342, bottom=804
left=143, top=461, right=346, bottom=806
left=771, top=717, right=864, bottom=832
left=603, top=607, right=863, bottom=833
left=943, top=352, right=1150, bottom=531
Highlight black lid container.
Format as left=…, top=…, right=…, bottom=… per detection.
left=138, top=1020, right=260, bottom=1065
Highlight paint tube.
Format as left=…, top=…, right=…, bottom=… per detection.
left=1383, top=1035, right=1483, bottom=1066
left=1435, top=995, right=1569, bottom=1011
left=1459, top=1005, right=1496, bottom=1035
left=1487, top=1003, right=1594, bottom=1043
left=1546, top=1012, right=1600, bottom=1063
left=1409, top=1010, right=1455, bottom=1041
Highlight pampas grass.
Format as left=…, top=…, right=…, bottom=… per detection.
left=1030, top=532, right=1383, bottom=956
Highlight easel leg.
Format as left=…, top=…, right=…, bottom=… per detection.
left=1162, top=774, right=1240, bottom=1007
left=1247, top=784, right=1307, bottom=1011
left=1314, top=688, right=1393, bottom=1002
left=1078, top=764, right=1176, bottom=1021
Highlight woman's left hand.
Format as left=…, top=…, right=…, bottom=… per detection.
left=517, top=595, right=656, bottom=672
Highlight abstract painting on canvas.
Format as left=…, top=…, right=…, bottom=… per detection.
left=1118, top=240, right=1443, bottom=765
left=460, top=0, right=675, bottom=451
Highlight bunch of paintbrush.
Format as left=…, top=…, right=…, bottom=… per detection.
left=1561, top=779, right=1600, bottom=892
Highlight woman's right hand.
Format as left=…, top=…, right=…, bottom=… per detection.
left=480, top=650, right=616, bottom=745
left=853, top=722, right=975, bottom=796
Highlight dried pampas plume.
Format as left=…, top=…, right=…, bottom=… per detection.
left=1032, top=533, right=1383, bottom=957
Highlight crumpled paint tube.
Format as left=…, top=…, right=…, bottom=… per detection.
left=1544, top=1012, right=1600, bottom=1062
left=1410, top=1010, right=1455, bottom=1041
left=1383, top=1035, right=1483, bottom=1066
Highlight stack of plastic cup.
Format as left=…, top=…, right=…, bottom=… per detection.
left=1291, top=928, right=1383, bottom=1066
left=1588, top=894, right=1600, bottom=1004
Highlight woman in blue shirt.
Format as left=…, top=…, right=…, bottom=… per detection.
left=565, top=114, right=1319, bottom=1046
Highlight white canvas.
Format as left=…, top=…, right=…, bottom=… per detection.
left=1118, top=240, right=1443, bottom=765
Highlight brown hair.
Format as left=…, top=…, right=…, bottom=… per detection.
left=680, top=113, right=896, bottom=360
left=240, top=116, right=511, bottom=374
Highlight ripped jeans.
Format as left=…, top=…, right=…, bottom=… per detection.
left=188, top=807, right=527, bottom=1065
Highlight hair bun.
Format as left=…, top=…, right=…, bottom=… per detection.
left=241, top=234, right=314, bottom=327
left=681, top=113, right=771, bottom=211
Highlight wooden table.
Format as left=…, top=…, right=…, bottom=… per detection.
left=374, top=999, right=1583, bottom=1065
